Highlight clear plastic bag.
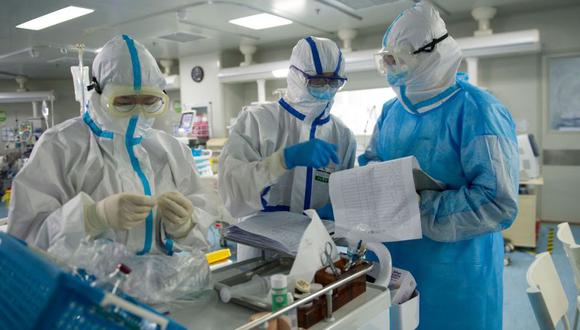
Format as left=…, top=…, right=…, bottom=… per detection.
left=51, top=238, right=211, bottom=305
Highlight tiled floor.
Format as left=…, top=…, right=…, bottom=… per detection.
left=504, top=223, right=579, bottom=330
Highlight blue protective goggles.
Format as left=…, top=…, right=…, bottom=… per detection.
left=290, top=65, right=347, bottom=89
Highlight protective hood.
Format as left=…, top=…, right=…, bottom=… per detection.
left=384, top=1, right=462, bottom=114
left=284, top=36, right=345, bottom=121
left=88, top=35, right=166, bottom=136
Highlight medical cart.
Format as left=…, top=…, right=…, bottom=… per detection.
left=170, top=256, right=419, bottom=330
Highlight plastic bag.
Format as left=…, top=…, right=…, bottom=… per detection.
left=51, top=238, right=211, bottom=305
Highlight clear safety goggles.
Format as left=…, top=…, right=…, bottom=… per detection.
left=374, top=33, right=449, bottom=76
left=291, top=65, right=348, bottom=90
left=374, top=43, right=417, bottom=76
left=101, top=84, right=169, bottom=117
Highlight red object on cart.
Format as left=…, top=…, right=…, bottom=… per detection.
left=192, top=120, right=209, bottom=139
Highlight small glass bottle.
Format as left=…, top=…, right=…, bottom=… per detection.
left=91, top=263, right=132, bottom=296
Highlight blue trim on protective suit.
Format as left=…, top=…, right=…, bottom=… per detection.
left=122, top=35, right=142, bottom=91
left=278, top=98, right=331, bottom=124
left=303, top=122, right=317, bottom=210
left=165, top=238, right=174, bottom=256
left=314, top=114, right=331, bottom=125
left=279, top=98, right=306, bottom=120
left=305, top=37, right=323, bottom=75
left=303, top=104, right=330, bottom=210
left=125, top=116, right=153, bottom=255
left=82, top=111, right=113, bottom=139
left=260, top=186, right=290, bottom=212
left=399, top=83, right=460, bottom=114
left=277, top=98, right=331, bottom=210
left=383, top=12, right=404, bottom=47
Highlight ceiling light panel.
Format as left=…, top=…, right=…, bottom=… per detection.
left=16, top=6, right=94, bottom=31
left=229, top=13, right=292, bottom=30
left=331, top=0, right=398, bottom=10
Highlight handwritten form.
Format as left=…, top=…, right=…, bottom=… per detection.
left=329, top=156, right=428, bottom=243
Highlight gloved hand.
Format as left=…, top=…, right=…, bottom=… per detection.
left=316, top=203, right=335, bottom=221
left=283, top=139, right=340, bottom=169
left=158, top=192, right=196, bottom=239
left=85, top=193, right=156, bottom=237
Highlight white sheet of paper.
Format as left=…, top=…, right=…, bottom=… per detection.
left=329, top=156, right=423, bottom=242
left=225, top=211, right=334, bottom=256
left=289, top=210, right=338, bottom=284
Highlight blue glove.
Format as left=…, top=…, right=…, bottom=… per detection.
left=316, top=203, right=335, bottom=221
left=283, top=139, right=340, bottom=169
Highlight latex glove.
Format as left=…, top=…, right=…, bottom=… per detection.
left=85, top=193, right=155, bottom=237
left=316, top=203, right=335, bottom=221
left=158, top=192, right=196, bottom=239
left=283, top=139, right=340, bottom=169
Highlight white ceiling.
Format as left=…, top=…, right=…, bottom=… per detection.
left=0, top=0, right=578, bottom=80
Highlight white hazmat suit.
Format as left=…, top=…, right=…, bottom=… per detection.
left=8, top=35, right=218, bottom=255
left=219, top=37, right=356, bottom=259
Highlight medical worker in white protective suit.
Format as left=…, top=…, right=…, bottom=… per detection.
left=8, top=35, right=218, bottom=255
left=219, top=37, right=356, bottom=258
left=360, top=2, right=519, bottom=329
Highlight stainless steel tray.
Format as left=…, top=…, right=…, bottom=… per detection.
left=213, top=257, right=294, bottom=311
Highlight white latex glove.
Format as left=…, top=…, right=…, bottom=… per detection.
left=85, top=193, right=156, bottom=237
left=158, top=192, right=196, bottom=239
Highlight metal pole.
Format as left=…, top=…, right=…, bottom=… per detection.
left=50, top=98, right=54, bottom=127
left=325, top=290, right=335, bottom=322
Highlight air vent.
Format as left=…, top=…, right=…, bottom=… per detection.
left=332, top=0, right=397, bottom=10
left=157, top=32, right=207, bottom=43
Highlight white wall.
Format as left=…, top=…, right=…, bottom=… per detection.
left=213, top=3, right=580, bottom=222
left=179, top=52, right=227, bottom=138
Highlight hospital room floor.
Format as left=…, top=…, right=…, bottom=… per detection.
left=504, top=222, right=579, bottom=330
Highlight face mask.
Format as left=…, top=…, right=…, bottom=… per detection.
left=387, top=71, right=408, bottom=87
left=132, top=115, right=155, bottom=137
left=308, top=85, right=338, bottom=100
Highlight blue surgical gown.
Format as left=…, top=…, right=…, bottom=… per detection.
left=359, top=79, right=519, bottom=330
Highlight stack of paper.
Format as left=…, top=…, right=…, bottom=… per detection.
left=224, top=211, right=335, bottom=256
left=329, top=156, right=444, bottom=243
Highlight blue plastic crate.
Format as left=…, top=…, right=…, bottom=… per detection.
left=0, top=232, right=186, bottom=330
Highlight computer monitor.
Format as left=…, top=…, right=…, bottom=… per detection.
left=517, top=134, right=540, bottom=180
left=178, top=111, right=195, bottom=133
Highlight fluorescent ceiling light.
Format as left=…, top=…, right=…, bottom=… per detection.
left=272, top=68, right=289, bottom=78
left=229, top=13, right=292, bottom=30
left=16, top=6, right=94, bottom=31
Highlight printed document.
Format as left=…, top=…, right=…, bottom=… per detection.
left=329, top=156, right=444, bottom=242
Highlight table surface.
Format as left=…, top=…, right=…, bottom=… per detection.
left=169, top=284, right=390, bottom=330
left=169, top=258, right=390, bottom=330
left=520, top=176, right=544, bottom=186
